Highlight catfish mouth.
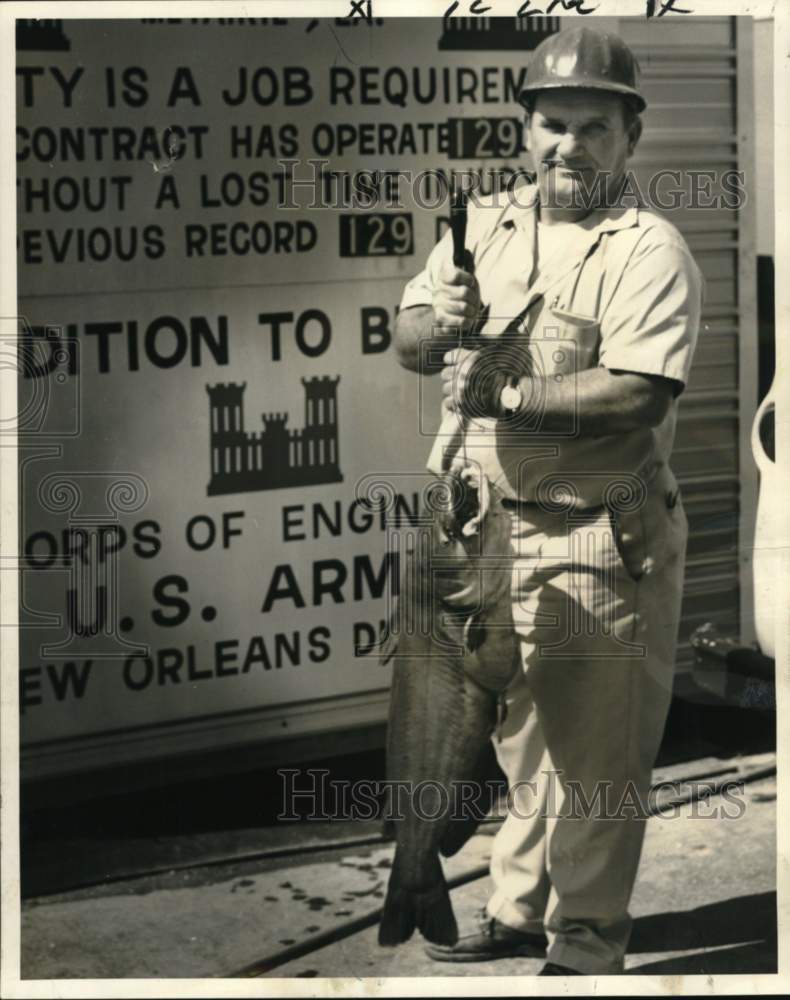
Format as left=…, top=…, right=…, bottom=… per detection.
left=437, top=466, right=489, bottom=544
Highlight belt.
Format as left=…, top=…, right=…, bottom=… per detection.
left=501, top=498, right=535, bottom=511
left=501, top=496, right=607, bottom=517
left=502, top=491, right=681, bottom=514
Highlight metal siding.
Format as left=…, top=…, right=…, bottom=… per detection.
left=618, top=16, right=753, bottom=670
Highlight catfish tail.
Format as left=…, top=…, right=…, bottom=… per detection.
left=378, top=853, right=458, bottom=946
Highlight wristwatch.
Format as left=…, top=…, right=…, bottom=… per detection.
left=499, top=376, right=523, bottom=417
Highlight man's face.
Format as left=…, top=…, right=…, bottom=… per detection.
left=524, top=89, right=641, bottom=211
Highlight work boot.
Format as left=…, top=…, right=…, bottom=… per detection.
left=539, top=961, right=583, bottom=975
left=424, top=907, right=547, bottom=962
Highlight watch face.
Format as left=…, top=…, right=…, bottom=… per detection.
left=501, top=385, right=521, bottom=412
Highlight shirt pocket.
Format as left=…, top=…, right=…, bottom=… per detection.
left=540, top=307, right=601, bottom=378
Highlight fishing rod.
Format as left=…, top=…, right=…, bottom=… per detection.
left=448, top=180, right=470, bottom=465
left=450, top=181, right=468, bottom=271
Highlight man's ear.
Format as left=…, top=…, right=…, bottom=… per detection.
left=627, top=117, right=643, bottom=157
left=523, top=112, right=532, bottom=154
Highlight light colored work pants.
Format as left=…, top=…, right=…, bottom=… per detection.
left=486, top=469, right=688, bottom=974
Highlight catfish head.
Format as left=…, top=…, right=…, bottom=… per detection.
left=430, top=464, right=513, bottom=609
left=434, top=464, right=489, bottom=549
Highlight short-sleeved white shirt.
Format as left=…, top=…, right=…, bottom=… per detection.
left=400, top=183, right=704, bottom=509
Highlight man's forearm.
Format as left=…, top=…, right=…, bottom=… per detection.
left=511, top=367, right=672, bottom=436
left=394, top=305, right=464, bottom=374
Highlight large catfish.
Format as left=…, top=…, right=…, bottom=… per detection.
left=378, top=462, right=520, bottom=947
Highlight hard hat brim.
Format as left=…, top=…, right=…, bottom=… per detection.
left=519, top=81, right=647, bottom=114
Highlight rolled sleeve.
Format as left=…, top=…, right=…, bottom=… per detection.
left=598, top=234, right=704, bottom=394
left=399, top=227, right=455, bottom=312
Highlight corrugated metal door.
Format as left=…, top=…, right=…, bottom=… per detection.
left=618, top=15, right=758, bottom=673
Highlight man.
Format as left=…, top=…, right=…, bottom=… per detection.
left=393, top=27, right=703, bottom=976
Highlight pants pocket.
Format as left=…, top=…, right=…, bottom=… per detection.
left=608, top=505, right=647, bottom=583
left=607, top=480, right=687, bottom=585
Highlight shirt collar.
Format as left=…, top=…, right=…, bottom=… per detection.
left=497, top=181, right=639, bottom=237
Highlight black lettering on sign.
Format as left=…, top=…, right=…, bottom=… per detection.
left=16, top=67, right=44, bottom=108
left=199, top=171, right=273, bottom=208
left=282, top=504, right=306, bottom=541
left=167, top=66, right=201, bottom=106
left=361, top=306, right=391, bottom=354
left=229, top=125, right=299, bottom=159
left=186, top=514, right=216, bottom=550
left=119, top=629, right=334, bottom=690
left=353, top=619, right=388, bottom=656
left=309, top=626, right=332, bottom=663
left=215, top=639, right=239, bottom=676
left=185, top=219, right=317, bottom=258
left=23, top=522, right=162, bottom=567
left=18, top=175, right=134, bottom=214
left=16, top=124, right=207, bottom=163
left=20, top=662, right=93, bottom=711
left=105, top=67, right=148, bottom=108
left=221, top=66, right=313, bottom=107
left=257, top=309, right=331, bottom=360
left=20, top=667, right=42, bottom=710
left=261, top=552, right=399, bottom=611
left=296, top=310, right=331, bottom=357
left=47, top=661, right=92, bottom=700
left=16, top=66, right=85, bottom=107
left=134, top=520, right=163, bottom=558
left=279, top=492, right=420, bottom=542
left=355, top=552, right=399, bottom=601
left=314, top=560, right=347, bottom=605
left=77, top=315, right=228, bottom=374
left=155, top=174, right=180, bottom=209
left=152, top=575, right=191, bottom=626
left=20, top=225, right=166, bottom=266
left=339, top=213, right=413, bottom=258
left=262, top=564, right=306, bottom=612
left=446, top=117, right=524, bottom=160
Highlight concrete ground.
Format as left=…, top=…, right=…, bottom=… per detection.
left=19, top=752, right=777, bottom=981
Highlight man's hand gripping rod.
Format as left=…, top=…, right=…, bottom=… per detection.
left=449, top=184, right=471, bottom=448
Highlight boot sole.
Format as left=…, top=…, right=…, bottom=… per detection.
left=424, top=939, right=547, bottom=963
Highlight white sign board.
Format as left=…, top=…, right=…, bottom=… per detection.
left=16, top=15, right=552, bottom=776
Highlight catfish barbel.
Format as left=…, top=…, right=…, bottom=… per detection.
left=378, top=463, right=520, bottom=946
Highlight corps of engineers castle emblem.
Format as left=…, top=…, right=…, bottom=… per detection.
left=206, top=376, right=342, bottom=495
